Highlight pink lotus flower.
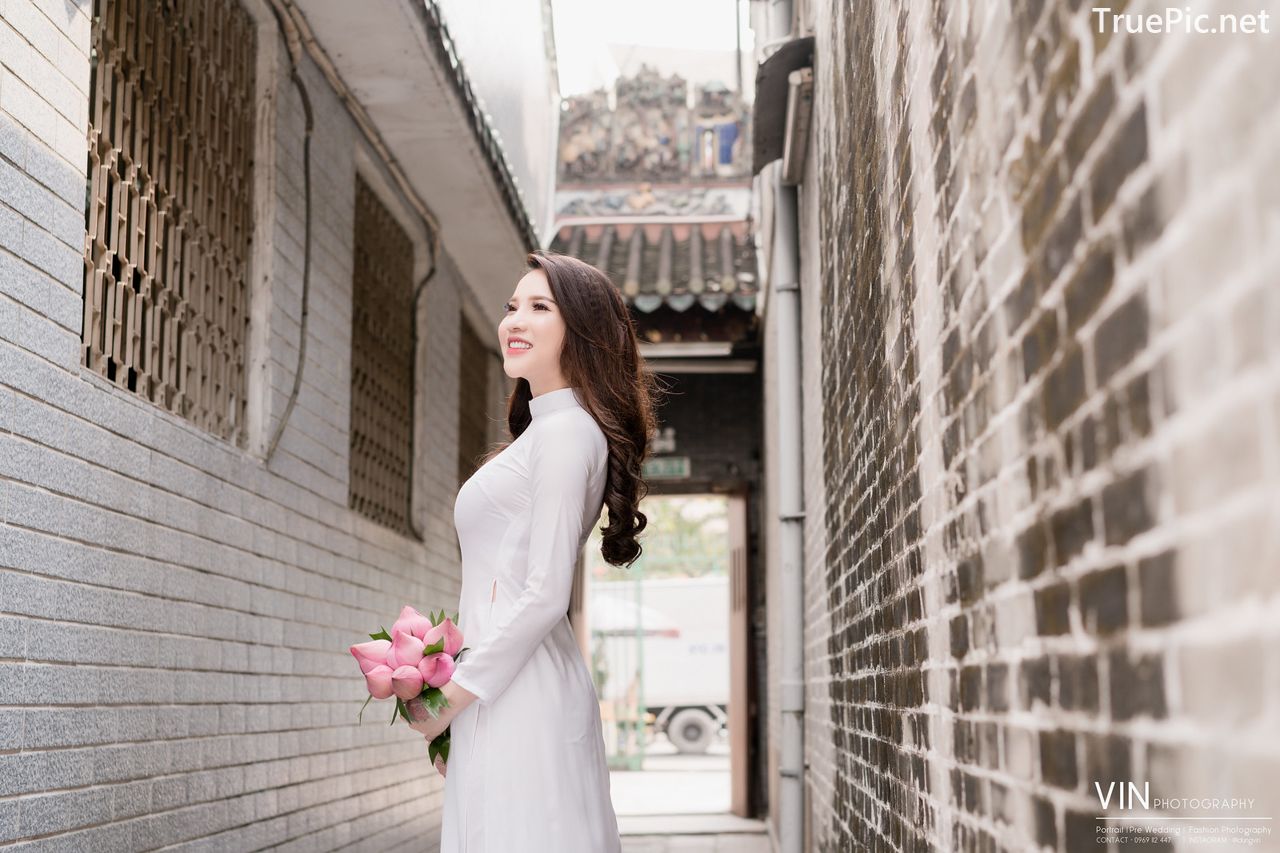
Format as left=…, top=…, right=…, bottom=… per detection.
left=420, top=652, right=456, bottom=688
left=387, top=630, right=425, bottom=668
left=350, top=605, right=467, bottom=747
left=423, top=617, right=463, bottom=657
left=391, top=664, right=425, bottom=701
left=391, top=605, right=433, bottom=641
left=364, top=665, right=395, bottom=699
left=349, top=640, right=391, bottom=674
left=417, top=653, right=440, bottom=685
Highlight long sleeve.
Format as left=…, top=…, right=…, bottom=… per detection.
left=449, top=424, right=601, bottom=706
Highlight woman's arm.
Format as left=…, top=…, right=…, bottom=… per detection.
left=447, top=425, right=600, bottom=706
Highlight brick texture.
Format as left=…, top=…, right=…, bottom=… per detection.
left=763, top=1, right=1280, bottom=851
left=0, top=4, right=505, bottom=849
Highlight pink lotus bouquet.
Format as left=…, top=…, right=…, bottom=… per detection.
left=350, top=605, right=467, bottom=766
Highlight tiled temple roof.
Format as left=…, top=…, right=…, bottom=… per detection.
left=549, top=221, right=759, bottom=313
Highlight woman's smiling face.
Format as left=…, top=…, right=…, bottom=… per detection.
left=499, top=269, right=568, bottom=394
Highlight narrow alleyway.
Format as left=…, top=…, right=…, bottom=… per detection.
left=2, top=0, right=1277, bottom=848
left=611, top=733, right=770, bottom=850
left=623, top=831, right=771, bottom=853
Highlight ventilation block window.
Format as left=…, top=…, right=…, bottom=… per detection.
left=349, top=177, right=416, bottom=536
left=83, top=0, right=257, bottom=447
left=457, top=317, right=492, bottom=486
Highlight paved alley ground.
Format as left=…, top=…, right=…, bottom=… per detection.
left=611, top=736, right=771, bottom=852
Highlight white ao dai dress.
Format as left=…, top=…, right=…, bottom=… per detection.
left=441, top=386, right=623, bottom=853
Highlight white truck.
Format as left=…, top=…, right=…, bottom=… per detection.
left=589, top=575, right=729, bottom=754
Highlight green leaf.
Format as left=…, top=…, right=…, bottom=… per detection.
left=394, top=697, right=413, bottom=725
left=451, top=611, right=459, bottom=625
left=419, top=687, right=449, bottom=719
left=428, top=730, right=450, bottom=765
left=369, top=626, right=392, bottom=642
left=390, top=699, right=400, bottom=726
left=357, top=694, right=373, bottom=725
left=423, top=638, right=446, bottom=656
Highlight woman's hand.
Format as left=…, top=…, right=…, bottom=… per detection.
left=405, top=681, right=479, bottom=739
left=405, top=696, right=450, bottom=740
left=404, top=681, right=479, bottom=748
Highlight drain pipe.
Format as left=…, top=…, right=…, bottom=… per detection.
left=762, top=3, right=803, bottom=845
left=763, top=2, right=806, bottom=851
left=772, top=162, right=805, bottom=853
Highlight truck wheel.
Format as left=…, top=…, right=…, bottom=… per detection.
left=667, top=708, right=716, bottom=754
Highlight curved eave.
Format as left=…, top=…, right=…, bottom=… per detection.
left=549, top=220, right=759, bottom=314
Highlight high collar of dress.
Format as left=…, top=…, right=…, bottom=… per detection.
left=529, top=386, right=584, bottom=419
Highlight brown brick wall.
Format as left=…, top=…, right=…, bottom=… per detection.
left=785, top=1, right=1280, bottom=850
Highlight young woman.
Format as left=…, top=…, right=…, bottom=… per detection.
left=406, top=250, right=660, bottom=852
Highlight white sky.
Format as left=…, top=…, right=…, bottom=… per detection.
left=551, top=0, right=755, bottom=95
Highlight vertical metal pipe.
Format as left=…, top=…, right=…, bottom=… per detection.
left=772, top=161, right=805, bottom=853
left=735, top=0, right=744, bottom=97
left=763, top=5, right=804, bottom=851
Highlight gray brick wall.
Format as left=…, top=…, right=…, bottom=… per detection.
left=0, top=2, right=500, bottom=849
left=761, top=1, right=1280, bottom=851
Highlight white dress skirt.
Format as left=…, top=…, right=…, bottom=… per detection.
left=441, top=386, right=623, bottom=853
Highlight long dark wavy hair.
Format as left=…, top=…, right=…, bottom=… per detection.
left=476, top=250, right=663, bottom=568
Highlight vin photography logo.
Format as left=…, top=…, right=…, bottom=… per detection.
left=1091, top=780, right=1271, bottom=847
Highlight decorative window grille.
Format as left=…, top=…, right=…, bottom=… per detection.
left=82, top=0, right=257, bottom=447
left=349, top=177, right=416, bottom=536
left=457, top=318, right=492, bottom=486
